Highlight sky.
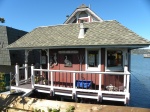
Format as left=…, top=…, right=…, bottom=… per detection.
left=0, top=0, right=150, bottom=42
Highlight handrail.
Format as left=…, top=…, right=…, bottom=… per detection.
left=19, top=65, right=31, bottom=70
left=33, top=68, right=130, bottom=75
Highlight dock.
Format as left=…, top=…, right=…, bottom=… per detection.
left=143, top=54, right=150, bottom=58
left=0, top=94, right=150, bottom=112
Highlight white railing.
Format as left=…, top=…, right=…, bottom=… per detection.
left=15, top=64, right=31, bottom=86
left=30, top=65, right=130, bottom=104
left=14, top=64, right=130, bottom=104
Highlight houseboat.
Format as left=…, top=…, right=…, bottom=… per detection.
left=7, top=4, right=150, bottom=104
left=143, top=54, right=150, bottom=58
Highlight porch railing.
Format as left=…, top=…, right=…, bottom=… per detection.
left=14, top=64, right=130, bottom=104
left=15, top=64, right=31, bottom=86
left=31, top=65, right=130, bottom=104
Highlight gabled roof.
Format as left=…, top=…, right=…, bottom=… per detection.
left=64, top=4, right=103, bottom=24
left=7, top=20, right=150, bottom=50
left=0, top=26, right=27, bottom=65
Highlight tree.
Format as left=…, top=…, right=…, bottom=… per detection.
left=0, top=18, right=5, bottom=23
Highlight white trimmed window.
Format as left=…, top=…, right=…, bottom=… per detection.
left=86, top=49, right=101, bottom=71
left=106, top=49, right=124, bottom=71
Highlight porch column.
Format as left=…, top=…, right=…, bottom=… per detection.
left=47, top=49, right=50, bottom=83
left=124, top=49, right=128, bottom=67
left=101, top=48, right=105, bottom=86
left=25, top=50, right=29, bottom=82
left=15, top=63, right=19, bottom=86
left=40, top=50, right=42, bottom=75
left=124, top=66, right=128, bottom=90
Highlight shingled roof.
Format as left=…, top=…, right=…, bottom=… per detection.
left=7, top=20, right=150, bottom=50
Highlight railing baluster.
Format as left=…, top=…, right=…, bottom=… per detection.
left=25, top=63, right=28, bottom=83
left=59, top=72, right=60, bottom=87
left=126, top=74, right=130, bottom=93
left=15, top=64, right=19, bottom=86
left=50, top=71, right=54, bottom=96
left=124, top=74, right=127, bottom=90
left=31, top=64, right=35, bottom=88
left=65, top=72, right=67, bottom=87
left=72, top=72, right=76, bottom=99
left=95, top=73, right=96, bottom=89
left=70, top=72, right=71, bottom=87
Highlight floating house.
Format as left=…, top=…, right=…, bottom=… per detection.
left=7, top=4, right=150, bottom=104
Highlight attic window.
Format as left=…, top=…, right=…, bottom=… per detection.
left=79, top=11, right=88, bottom=18
left=78, top=17, right=89, bottom=23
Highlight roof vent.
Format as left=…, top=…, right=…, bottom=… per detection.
left=78, top=23, right=84, bottom=38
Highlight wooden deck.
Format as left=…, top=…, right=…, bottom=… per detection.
left=11, top=82, right=33, bottom=97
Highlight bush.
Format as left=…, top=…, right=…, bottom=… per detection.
left=0, top=72, right=6, bottom=92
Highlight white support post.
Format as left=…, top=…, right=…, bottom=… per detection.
left=124, top=65, right=130, bottom=104
left=72, top=73, right=76, bottom=99
left=99, top=74, right=102, bottom=91
left=40, top=50, right=42, bottom=75
left=124, top=66, right=128, bottom=91
left=124, top=74, right=126, bottom=90
left=126, top=74, right=130, bottom=93
left=25, top=63, right=28, bottom=83
left=40, top=65, right=42, bottom=75
left=98, top=74, right=102, bottom=102
left=50, top=71, right=54, bottom=96
left=15, top=64, right=19, bottom=86
left=47, top=49, right=50, bottom=82
left=31, top=64, right=35, bottom=89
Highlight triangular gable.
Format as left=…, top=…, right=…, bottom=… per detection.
left=64, top=4, right=103, bottom=24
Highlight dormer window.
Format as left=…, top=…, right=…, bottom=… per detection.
left=78, top=17, right=89, bottom=23
left=77, top=11, right=90, bottom=23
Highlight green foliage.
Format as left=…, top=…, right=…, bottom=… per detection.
left=66, top=105, right=75, bottom=112
left=0, top=72, right=6, bottom=91
left=51, top=108, right=60, bottom=112
left=47, top=107, right=52, bottom=112
left=0, top=72, right=5, bottom=80
left=0, top=18, right=5, bottom=23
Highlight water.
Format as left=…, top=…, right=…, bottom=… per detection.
left=130, top=54, right=150, bottom=108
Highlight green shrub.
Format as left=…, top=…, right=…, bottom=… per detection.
left=66, top=105, right=75, bottom=112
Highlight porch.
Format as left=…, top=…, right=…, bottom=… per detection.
left=10, top=64, right=130, bottom=104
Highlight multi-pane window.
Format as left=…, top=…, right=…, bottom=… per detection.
left=88, top=51, right=98, bottom=67
left=107, top=50, right=123, bottom=67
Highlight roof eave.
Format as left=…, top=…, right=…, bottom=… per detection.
left=7, top=44, right=150, bottom=50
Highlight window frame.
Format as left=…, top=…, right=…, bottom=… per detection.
left=105, top=49, right=125, bottom=72
left=85, top=49, right=101, bottom=71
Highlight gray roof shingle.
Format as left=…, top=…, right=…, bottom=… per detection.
left=7, top=20, right=150, bottom=49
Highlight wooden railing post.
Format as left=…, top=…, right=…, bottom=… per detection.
left=40, top=65, right=42, bottom=75
left=25, top=63, right=28, bottom=83
left=98, top=74, right=102, bottom=102
left=15, top=63, right=19, bottom=86
left=124, top=66, right=128, bottom=90
left=124, top=65, right=130, bottom=104
left=126, top=73, right=130, bottom=93
left=50, top=71, right=54, bottom=96
left=72, top=72, right=76, bottom=99
left=31, top=64, right=35, bottom=89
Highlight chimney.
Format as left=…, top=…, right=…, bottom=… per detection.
left=78, top=23, right=84, bottom=38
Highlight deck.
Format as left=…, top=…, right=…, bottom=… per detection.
left=11, top=65, right=130, bottom=104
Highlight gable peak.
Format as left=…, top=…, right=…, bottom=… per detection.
left=78, top=4, right=88, bottom=9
